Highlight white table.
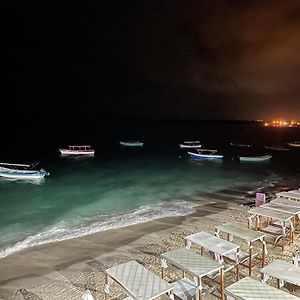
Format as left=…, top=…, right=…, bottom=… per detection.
left=161, top=248, right=224, bottom=300
left=185, top=231, right=240, bottom=281
left=215, top=223, right=266, bottom=275
left=104, top=260, right=174, bottom=300
left=248, top=207, right=294, bottom=250
left=260, top=259, right=300, bottom=289
left=272, top=198, right=300, bottom=209
left=277, top=191, right=300, bottom=201
left=261, top=203, right=300, bottom=237
left=225, top=276, right=299, bottom=299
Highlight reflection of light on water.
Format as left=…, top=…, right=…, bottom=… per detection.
left=60, top=155, right=94, bottom=161
left=0, top=177, right=46, bottom=185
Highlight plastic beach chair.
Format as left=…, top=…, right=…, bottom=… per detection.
left=255, top=193, right=266, bottom=207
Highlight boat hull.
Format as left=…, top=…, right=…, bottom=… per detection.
left=119, top=141, right=143, bottom=147
left=263, top=146, right=289, bottom=151
left=180, top=144, right=202, bottom=149
left=239, top=155, right=272, bottom=162
left=188, top=151, right=223, bottom=159
left=287, top=142, right=300, bottom=147
left=59, top=149, right=95, bottom=156
left=0, top=171, right=47, bottom=179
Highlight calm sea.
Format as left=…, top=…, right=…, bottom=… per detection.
left=0, top=120, right=300, bottom=257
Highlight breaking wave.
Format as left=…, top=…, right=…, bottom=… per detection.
left=0, top=201, right=198, bottom=258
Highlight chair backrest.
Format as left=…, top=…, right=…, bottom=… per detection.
left=293, top=250, right=300, bottom=266
left=255, top=193, right=266, bottom=207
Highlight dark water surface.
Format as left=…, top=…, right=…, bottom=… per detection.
left=0, top=120, right=299, bottom=257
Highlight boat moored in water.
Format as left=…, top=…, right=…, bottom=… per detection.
left=188, top=149, right=223, bottom=159
left=239, top=155, right=272, bottom=162
left=263, top=145, right=289, bottom=151
left=287, top=141, right=300, bottom=148
left=59, top=145, right=95, bottom=156
left=119, top=141, right=144, bottom=147
left=0, top=163, right=50, bottom=179
left=179, top=141, right=202, bottom=149
left=230, top=142, right=252, bottom=148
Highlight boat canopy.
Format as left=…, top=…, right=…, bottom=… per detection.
left=67, top=145, right=93, bottom=150
left=183, top=141, right=200, bottom=144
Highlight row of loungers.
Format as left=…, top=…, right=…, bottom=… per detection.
left=102, top=219, right=299, bottom=300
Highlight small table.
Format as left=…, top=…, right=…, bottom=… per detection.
left=215, top=223, right=266, bottom=275
left=261, top=203, right=300, bottom=236
left=277, top=191, right=300, bottom=201
left=260, top=259, right=300, bottom=289
left=185, top=231, right=240, bottom=281
left=248, top=207, right=294, bottom=250
left=161, top=248, right=224, bottom=300
left=104, top=260, right=174, bottom=300
left=272, top=198, right=300, bottom=209
left=225, top=276, right=299, bottom=299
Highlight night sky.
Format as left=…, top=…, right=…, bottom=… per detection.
left=3, top=0, right=300, bottom=125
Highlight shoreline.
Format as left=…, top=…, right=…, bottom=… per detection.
left=1, top=179, right=299, bottom=299
left=0, top=200, right=247, bottom=299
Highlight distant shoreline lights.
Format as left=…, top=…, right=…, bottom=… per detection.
left=263, top=120, right=300, bottom=127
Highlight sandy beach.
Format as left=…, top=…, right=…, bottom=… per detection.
left=0, top=184, right=299, bottom=300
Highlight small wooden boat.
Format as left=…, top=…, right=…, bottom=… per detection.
left=59, top=145, right=95, bottom=156
left=263, top=145, right=289, bottom=151
left=119, top=141, right=143, bottom=147
left=188, top=149, right=223, bottom=160
left=179, top=141, right=202, bottom=149
left=239, top=155, right=272, bottom=162
left=0, top=163, right=50, bottom=179
left=230, top=142, right=251, bottom=148
left=287, top=141, right=300, bottom=148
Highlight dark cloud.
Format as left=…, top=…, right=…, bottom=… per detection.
left=4, top=0, right=300, bottom=120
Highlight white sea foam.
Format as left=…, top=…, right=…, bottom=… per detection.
left=0, top=201, right=198, bottom=258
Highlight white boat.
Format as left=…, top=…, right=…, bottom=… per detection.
left=0, top=163, right=49, bottom=179
left=230, top=142, right=251, bottom=148
left=188, top=149, right=223, bottom=159
left=179, top=141, right=201, bottom=149
left=119, top=141, right=143, bottom=147
left=239, top=155, right=272, bottom=162
left=59, top=145, right=95, bottom=156
left=263, top=145, right=289, bottom=151
left=287, top=141, right=300, bottom=147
